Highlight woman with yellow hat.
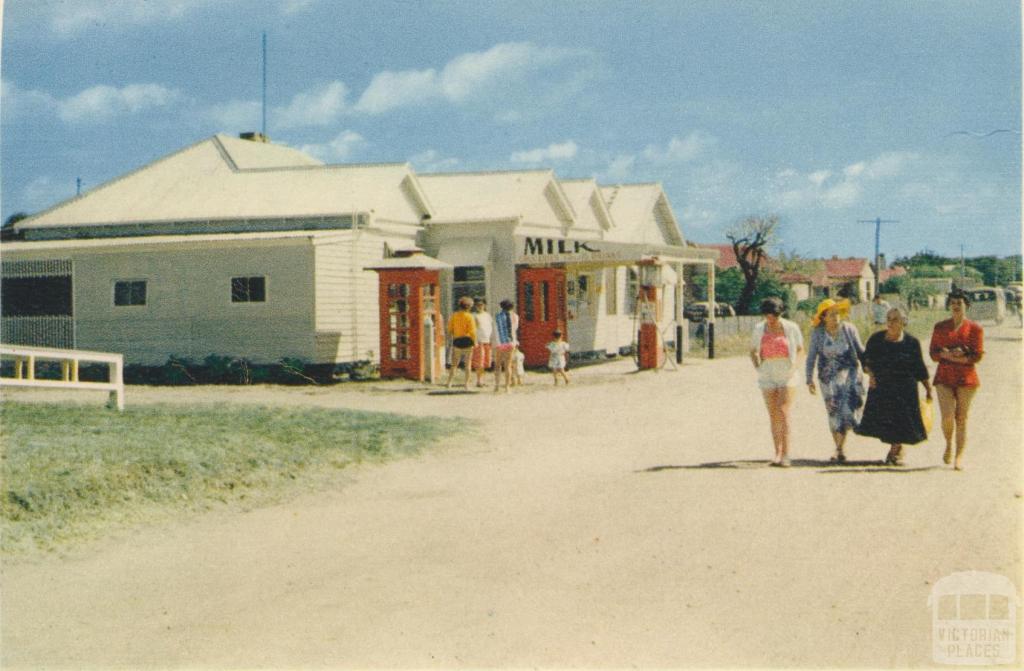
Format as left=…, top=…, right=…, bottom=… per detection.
left=805, top=298, right=865, bottom=463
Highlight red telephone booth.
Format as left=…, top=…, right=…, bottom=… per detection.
left=367, top=252, right=449, bottom=382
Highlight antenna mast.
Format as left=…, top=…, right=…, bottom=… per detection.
left=261, top=31, right=267, bottom=137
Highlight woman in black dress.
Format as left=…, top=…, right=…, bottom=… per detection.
left=855, top=307, right=933, bottom=465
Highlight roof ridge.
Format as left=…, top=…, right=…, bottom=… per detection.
left=419, top=169, right=553, bottom=177
left=17, top=135, right=221, bottom=228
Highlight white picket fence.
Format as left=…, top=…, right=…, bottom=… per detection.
left=0, top=345, right=125, bottom=410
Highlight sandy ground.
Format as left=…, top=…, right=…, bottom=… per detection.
left=2, top=324, right=1022, bottom=669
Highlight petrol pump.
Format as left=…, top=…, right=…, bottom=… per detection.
left=636, top=258, right=664, bottom=370
left=366, top=251, right=450, bottom=382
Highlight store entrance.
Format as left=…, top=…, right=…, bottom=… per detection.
left=516, top=266, right=567, bottom=367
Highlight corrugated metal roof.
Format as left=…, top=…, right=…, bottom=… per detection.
left=1, top=230, right=348, bottom=253
left=600, top=183, right=683, bottom=245
left=418, top=170, right=574, bottom=224
left=559, top=179, right=614, bottom=232
left=16, top=134, right=431, bottom=230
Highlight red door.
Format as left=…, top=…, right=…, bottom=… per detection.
left=517, top=267, right=567, bottom=367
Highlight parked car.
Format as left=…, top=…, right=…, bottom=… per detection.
left=957, top=287, right=1006, bottom=324
left=683, top=302, right=735, bottom=321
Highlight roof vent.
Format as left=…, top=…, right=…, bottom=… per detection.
left=239, top=132, right=270, bottom=143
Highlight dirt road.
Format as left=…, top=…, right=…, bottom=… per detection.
left=2, top=324, right=1021, bottom=668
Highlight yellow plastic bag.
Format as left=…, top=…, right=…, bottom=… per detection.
left=920, top=398, right=934, bottom=435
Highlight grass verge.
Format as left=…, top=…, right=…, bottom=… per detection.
left=1, top=402, right=464, bottom=555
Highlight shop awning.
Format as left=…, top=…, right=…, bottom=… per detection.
left=436, top=238, right=494, bottom=267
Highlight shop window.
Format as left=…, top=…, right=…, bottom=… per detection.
left=452, top=265, right=485, bottom=312
left=540, top=281, right=550, bottom=321
left=1, top=276, right=72, bottom=316
left=625, top=268, right=639, bottom=316
left=114, top=280, right=147, bottom=307
left=231, top=276, right=266, bottom=303
left=605, top=268, right=618, bottom=315
left=388, top=283, right=411, bottom=360
left=523, top=282, right=535, bottom=321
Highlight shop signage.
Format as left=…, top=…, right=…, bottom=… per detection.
left=522, top=237, right=601, bottom=257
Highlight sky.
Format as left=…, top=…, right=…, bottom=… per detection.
left=1, top=0, right=1020, bottom=261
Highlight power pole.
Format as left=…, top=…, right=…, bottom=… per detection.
left=261, top=31, right=267, bottom=138
left=857, top=217, right=899, bottom=297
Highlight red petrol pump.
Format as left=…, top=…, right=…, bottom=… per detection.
left=636, top=258, right=664, bottom=370
left=367, top=251, right=448, bottom=382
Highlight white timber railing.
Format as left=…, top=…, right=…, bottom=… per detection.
left=0, top=345, right=125, bottom=411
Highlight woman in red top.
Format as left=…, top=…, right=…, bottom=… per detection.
left=929, top=288, right=984, bottom=470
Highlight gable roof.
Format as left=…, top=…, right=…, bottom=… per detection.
left=600, top=183, right=684, bottom=245
left=558, top=178, right=614, bottom=232
left=417, top=170, right=575, bottom=226
left=823, top=257, right=872, bottom=277
left=16, top=134, right=433, bottom=234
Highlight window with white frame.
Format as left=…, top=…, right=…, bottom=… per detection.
left=114, top=280, right=147, bottom=306
left=452, top=266, right=485, bottom=311
left=231, top=276, right=266, bottom=303
left=625, top=267, right=639, bottom=316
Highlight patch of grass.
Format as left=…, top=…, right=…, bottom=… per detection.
left=0, top=402, right=465, bottom=554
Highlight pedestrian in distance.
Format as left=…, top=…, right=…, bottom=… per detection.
left=547, top=330, right=570, bottom=385
left=929, top=288, right=984, bottom=470
left=492, top=299, right=519, bottom=392
left=855, top=307, right=933, bottom=465
left=444, top=296, right=476, bottom=390
left=806, top=298, right=865, bottom=463
left=471, top=298, right=494, bottom=388
left=872, top=293, right=892, bottom=326
left=512, top=346, right=525, bottom=386
left=749, top=296, right=804, bottom=467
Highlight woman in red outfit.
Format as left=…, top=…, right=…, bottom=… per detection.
left=929, top=288, right=984, bottom=470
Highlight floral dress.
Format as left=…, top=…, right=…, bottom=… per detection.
left=805, top=322, right=865, bottom=434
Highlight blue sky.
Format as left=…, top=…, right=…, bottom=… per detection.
left=2, top=0, right=1020, bottom=260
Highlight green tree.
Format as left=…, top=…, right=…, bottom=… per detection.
left=1, top=212, right=29, bottom=241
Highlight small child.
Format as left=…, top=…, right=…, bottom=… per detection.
left=512, top=346, right=525, bottom=386
left=546, top=330, right=570, bottom=385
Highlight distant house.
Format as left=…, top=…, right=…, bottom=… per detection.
left=778, top=272, right=814, bottom=301
left=879, top=265, right=908, bottom=286
left=812, top=257, right=875, bottom=302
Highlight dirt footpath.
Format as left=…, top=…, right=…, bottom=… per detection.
left=2, top=324, right=1022, bottom=669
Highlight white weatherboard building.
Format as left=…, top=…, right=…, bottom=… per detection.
left=2, top=133, right=716, bottom=368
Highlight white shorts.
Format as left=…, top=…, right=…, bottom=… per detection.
left=758, top=358, right=795, bottom=390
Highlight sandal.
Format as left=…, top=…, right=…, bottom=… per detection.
left=829, top=451, right=847, bottom=464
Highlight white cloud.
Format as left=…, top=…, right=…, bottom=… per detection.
left=299, top=130, right=366, bottom=162
left=643, top=131, right=717, bottom=163
left=274, top=81, right=349, bottom=129
left=206, top=100, right=261, bottom=131
left=281, top=0, right=318, bottom=14
left=440, top=42, right=581, bottom=102
left=355, top=70, right=438, bottom=115
left=601, top=154, right=636, bottom=181
left=771, top=151, right=921, bottom=212
left=808, top=170, right=831, bottom=186
left=0, top=81, right=57, bottom=119
left=353, top=42, right=595, bottom=118
left=48, top=0, right=219, bottom=36
left=510, top=140, right=578, bottom=164
left=58, top=83, right=181, bottom=122
left=409, top=150, right=460, bottom=173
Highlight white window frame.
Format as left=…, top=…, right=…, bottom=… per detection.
left=229, top=275, right=268, bottom=304
left=112, top=278, right=148, bottom=308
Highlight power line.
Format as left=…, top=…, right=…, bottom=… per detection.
left=857, top=217, right=899, bottom=295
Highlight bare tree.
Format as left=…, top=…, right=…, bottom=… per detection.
left=726, top=215, right=779, bottom=315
